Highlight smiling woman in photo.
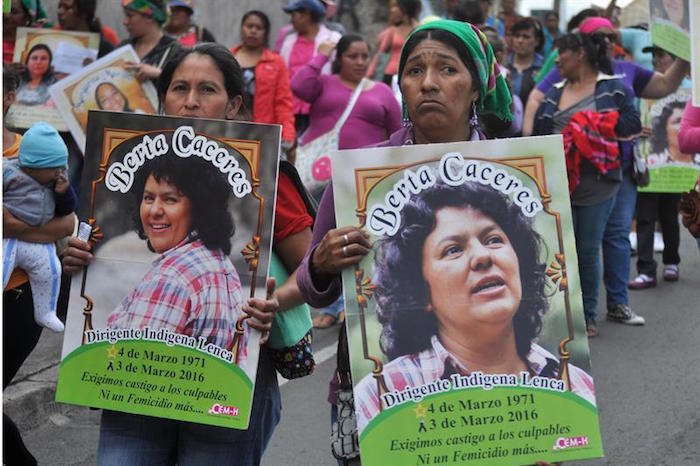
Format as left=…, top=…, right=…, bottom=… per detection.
left=353, top=181, right=596, bottom=433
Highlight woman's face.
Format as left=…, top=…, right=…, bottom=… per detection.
left=123, top=8, right=151, bottom=39
left=666, top=107, right=690, bottom=161
left=400, top=39, right=478, bottom=141
left=662, top=0, right=685, bottom=27
left=555, top=46, right=581, bottom=79
left=592, top=27, right=616, bottom=56
left=389, top=0, right=404, bottom=25
left=241, top=14, right=267, bottom=49
left=338, top=40, right=370, bottom=83
left=140, top=174, right=192, bottom=253
left=57, top=0, right=81, bottom=30
left=4, top=0, right=29, bottom=37
left=163, top=53, right=241, bottom=119
left=421, top=206, right=522, bottom=332
left=96, top=83, right=126, bottom=111
left=167, top=6, right=191, bottom=30
left=27, top=49, right=51, bottom=79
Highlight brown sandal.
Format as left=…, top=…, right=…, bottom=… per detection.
left=312, top=314, right=337, bottom=329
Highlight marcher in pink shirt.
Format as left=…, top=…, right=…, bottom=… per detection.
left=678, top=100, right=700, bottom=154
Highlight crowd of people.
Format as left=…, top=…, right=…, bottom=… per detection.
left=3, top=0, right=700, bottom=465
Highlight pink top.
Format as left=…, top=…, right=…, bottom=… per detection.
left=367, top=26, right=407, bottom=78
left=678, top=100, right=700, bottom=155
left=287, top=36, right=316, bottom=115
left=291, top=54, right=402, bottom=149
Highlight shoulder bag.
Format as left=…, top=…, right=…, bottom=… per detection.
left=296, top=78, right=367, bottom=195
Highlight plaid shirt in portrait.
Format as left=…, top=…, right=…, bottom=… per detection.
left=107, top=234, right=246, bottom=354
left=354, top=336, right=596, bottom=434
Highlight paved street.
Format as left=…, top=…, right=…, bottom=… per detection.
left=6, top=232, right=700, bottom=465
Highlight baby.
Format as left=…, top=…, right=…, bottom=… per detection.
left=3, top=122, right=78, bottom=332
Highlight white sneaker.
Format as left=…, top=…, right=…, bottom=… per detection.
left=653, top=231, right=664, bottom=253
left=629, top=232, right=637, bottom=252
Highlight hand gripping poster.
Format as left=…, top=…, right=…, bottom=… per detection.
left=650, top=0, right=691, bottom=60
left=56, top=112, right=280, bottom=429
left=333, top=135, right=603, bottom=465
left=638, top=89, right=700, bottom=193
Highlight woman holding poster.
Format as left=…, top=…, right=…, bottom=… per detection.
left=63, top=43, right=313, bottom=466
left=353, top=181, right=596, bottom=433
left=297, top=19, right=515, bottom=464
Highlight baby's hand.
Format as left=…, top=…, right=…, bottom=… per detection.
left=54, top=170, right=69, bottom=194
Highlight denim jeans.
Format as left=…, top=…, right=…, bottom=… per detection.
left=97, top=348, right=281, bottom=466
left=572, top=196, right=616, bottom=321
left=603, top=161, right=637, bottom=308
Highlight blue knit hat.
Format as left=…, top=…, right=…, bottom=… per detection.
left=18, top=122, right=68, bottom=168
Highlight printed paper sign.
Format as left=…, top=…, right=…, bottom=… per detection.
left=691, top=0, right=700, bottom=105
left=50, top=45, right=159, bottom=153
left=6, top=27, right=100, bottom=130
left=56, top=112, right=281, bottom=429
left=332, top=136, right=603, bottom=465
left=638, top=88, right=700, bottom=192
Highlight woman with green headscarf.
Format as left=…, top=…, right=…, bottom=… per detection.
left=3, top=0, right=49, bottom=65
left=296, top=19, right=513, bottom=465
left=120, top=0, right=179, bottom=83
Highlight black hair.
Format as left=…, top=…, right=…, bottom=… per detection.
left=72, top=0, right=102, bottom=33
left=22, top=44, right=55, bottom=84
left=650, top=99, right=686, bottom=154
left=396, top=0, right=422, bottom=20
left=544, top=10, right=559, bottom=21
left=94, top=82, right=133, bottom=112
left=453, top=0, right=484, bottom=24
left=4, top=66, right=20, bottom=93
left=331, top=33, right=367, bottom=74
left=131, top=154, right=235, bottom=255
left=512, top=17, right=544, bottom=54
left=373, top=181, right=547, bottom=361
left=566, top=8, right=600, bottom=32
left=241, top=10, right=271, bottom=48
left=157, top=42, right=245, bottom=117
left=555, top=32, right=612, bottom=75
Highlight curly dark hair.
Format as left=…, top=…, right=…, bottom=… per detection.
left=650, top=99, right=685, bottom=154
left=131, top=153, right=235, bottom=255
left=373, top=181, right=547, bottom=361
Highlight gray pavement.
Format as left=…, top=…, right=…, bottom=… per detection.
left=4, top=232, right=700, bottom=465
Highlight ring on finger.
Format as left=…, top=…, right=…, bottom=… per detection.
left=343, top=245, right=348, bottom=257
left=343, top=233, right=350, bottom=245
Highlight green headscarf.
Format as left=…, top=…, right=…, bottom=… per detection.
left=398, top=19, right=512, bottom=123
left=122, top=0, right=168, bottom=25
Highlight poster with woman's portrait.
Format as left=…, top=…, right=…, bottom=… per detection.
left=332, top=136, right=603, bottom=465
left=638, top=89, right=700, bottom=192
left=650, top=0, right=691, bottom=60
left=56, top=112, right=280, bottom=429
left=6, top=27, right=99, bottom=130
left=50, top=45, right=159, bottom=153
left=691, top=0, right=700, bottom=105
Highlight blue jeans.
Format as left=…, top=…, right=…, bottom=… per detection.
left=572, top=196, right=616, bottom=321
left=603, top=161, right=637, bottom=308
left=97, top=348, right=281, bottom=466
left=320, top=294, right=345, bottom=318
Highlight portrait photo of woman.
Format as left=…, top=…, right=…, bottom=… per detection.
left=353, top=180, right=596, bottom=433
left=651, top=0, right=690, bottom=31
left=16, top=43, right=57, bottom=106
left=105, top=152, right=247, bottom=354
left=649, top=99, right=700, bottom=165
left=94, top=81, right=137, bottom=113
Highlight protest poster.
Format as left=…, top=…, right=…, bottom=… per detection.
left=691, top=0, right=700, bottom=105
left=650, top=0, right=691, bottom=61
left=56, top=112, right=281, bottom=429
left=333, top=135, right=603, bottom=465
left=50, top=46, right=159, bottom=153
left=6, top=27, right=99, bottom=130
left=638, top=89, right=700, bottom=193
